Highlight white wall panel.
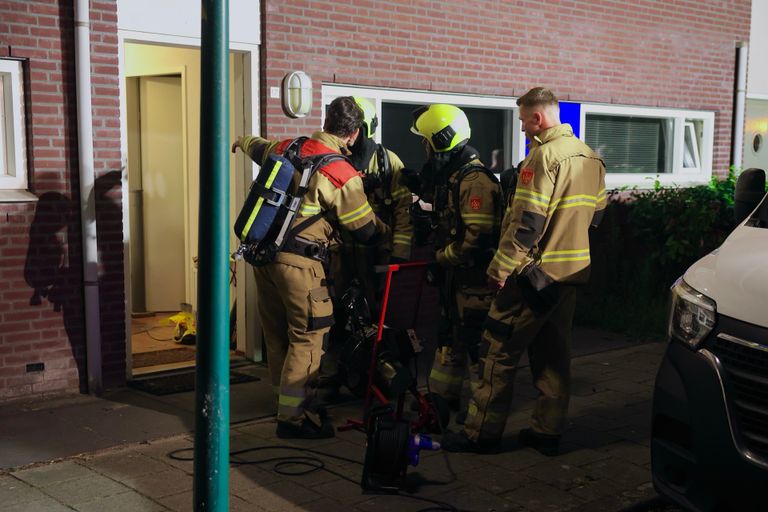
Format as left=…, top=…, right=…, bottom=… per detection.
left=117, top=0, right=260, bottom=45
left=749, top=0, right=768, bottom=96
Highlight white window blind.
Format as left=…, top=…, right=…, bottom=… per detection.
left=585, top=114, right=669, bottom=174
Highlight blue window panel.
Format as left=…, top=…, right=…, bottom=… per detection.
left=524, top=101, right=581, bottom=156
left=559, top=101, right=581, bottom=138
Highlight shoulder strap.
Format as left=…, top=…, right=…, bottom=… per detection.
left=276, top=152, right=350, bottom=247
left=376, top=144, right=393, bottom=203
left=282, top=136, right=308, bottom=164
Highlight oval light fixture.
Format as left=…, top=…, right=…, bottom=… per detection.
left=282, top=71, right=312, bottom=118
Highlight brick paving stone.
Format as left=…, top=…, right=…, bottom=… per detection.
left=311, top=477, right=369, bottom=505
left=0, top=474, right=48, bottom=504
left=597, top=441, right=651, bottom=466
left=12, top=460, right=94, bottom=487
left=553, top=447, right=611, bottom=468
left=136, top=437, right=195, bottom=473
left=4, top=495, right=76, bottom=512
left=356, top=493, right=438, bottom=512
left=568, top=475, right=627, bottom=502
left=503, top=482, right=585, bottom=511
left=431, top=485, right=522, bottom=511
left=155, top=491, right=191, bottom=512
left=480, top=446, right=549, bottom=471
left=565, top=426, right=623, bottom=449
left=82, top=450, right=170, bottom=478
left=240, top=478, right=324, bottom=507
left=300, top=497, right=351, bottom=512
left=229, top=494, right=259, bottom=512
left=40, top=472, right=133, bottom=506
left=120, top=467, right=193, bottom=498
left=570, top=413, right=636, bottom=432
left=73, top=490, right=167, bottom=512
left=457, top=462, right=533, bottom=495
left=233, top=420, right=279, bottom=440
left=526, top=460, right=591, bottom=491
left=581, top=458, right=651, bottom=488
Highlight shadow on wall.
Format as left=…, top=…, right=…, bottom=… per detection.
left=23, top=170, right=125, bottom=392
left=23, top=190, right=86, bottom=390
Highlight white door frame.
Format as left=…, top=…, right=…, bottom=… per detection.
left=118, top=31, right=261, bottom=377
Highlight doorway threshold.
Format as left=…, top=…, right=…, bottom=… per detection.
left=130, top=355, right=250, bottom=378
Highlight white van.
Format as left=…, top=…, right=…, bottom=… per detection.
left=651, top=168, right=768, bottom=510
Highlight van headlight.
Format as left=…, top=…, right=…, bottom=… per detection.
left=668, top=278, right=716, bottom=349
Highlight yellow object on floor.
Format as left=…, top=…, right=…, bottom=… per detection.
left=168, top=308, right=196, bottom=345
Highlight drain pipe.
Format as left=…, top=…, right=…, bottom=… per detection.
left=74, top=0, right=103, bottom=395
left=732, top=42, right=748, bottom=171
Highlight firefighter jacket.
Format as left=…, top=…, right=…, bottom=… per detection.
left=345, top=147, right=413, bottom=260
left=433, top=158, right=501, bottom=275
left=236, top=131, right=390, bottom=268
left=487, top=124, right=606, bottom=284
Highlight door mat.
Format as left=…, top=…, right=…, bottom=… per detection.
left=128, top=371, right=260, bottom=396
left=133, top=348, right=197, bottom=368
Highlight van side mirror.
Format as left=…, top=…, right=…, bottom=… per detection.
left=734, top=168, right=766, bottom=224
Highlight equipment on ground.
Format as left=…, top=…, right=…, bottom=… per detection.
left=337, top=262, right=448, bottom=492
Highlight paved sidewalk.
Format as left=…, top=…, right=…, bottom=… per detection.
left=0, top=341, right=678, bottom=512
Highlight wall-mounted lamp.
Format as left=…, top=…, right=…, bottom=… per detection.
left=282, top=71, right=312, bottom=118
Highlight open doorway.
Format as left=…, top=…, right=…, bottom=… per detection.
left=124, top=42, right=252, bottom=377
left=126, top=74, right=195, bottom=374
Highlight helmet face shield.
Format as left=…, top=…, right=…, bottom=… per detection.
left=410, top=104, right=470, bottom=152
left=353, top=96, right=378, bottom=138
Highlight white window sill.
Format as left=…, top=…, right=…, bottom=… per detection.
left=605, top=172, right=712, bottom=191
left=0, top=189, right=38, bottom=203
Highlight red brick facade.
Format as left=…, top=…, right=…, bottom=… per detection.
left=0, top=0, right=753, bottom=400
left=261, top=0, right=752, bottom=176
left=0, top=0, right=123, bottom=399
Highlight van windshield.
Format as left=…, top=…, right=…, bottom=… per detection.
left=746, top=193, right=768, bottom=228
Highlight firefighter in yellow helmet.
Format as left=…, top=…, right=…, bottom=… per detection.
left=406, top=104, right=502, bottom=415
left=318, top=96, right=414, bottom=398
left=442, top=87, right=606, bottom=455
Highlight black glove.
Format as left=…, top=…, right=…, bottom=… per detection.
left=399, top=167, right=424, bottom=195
left=361, top=173, right=383, bottom=195
left=348, top=134, right=377, bottom=171
left=516, top=264, right=560, bottom=316
left=425, top=262, right=444, bottom=286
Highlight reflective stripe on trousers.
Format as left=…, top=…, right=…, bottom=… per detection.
left=463, top=284, right=577, bottom=441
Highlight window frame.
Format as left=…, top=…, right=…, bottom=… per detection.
left=321, top=84, right=526, bottom=167
left=580, top=103, right=714, bottom=189
left=0, top=58, right=28, bottom=195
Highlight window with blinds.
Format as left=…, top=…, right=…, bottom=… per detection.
left=0, top=74, right=7, bottom=177
left=585, top=114, right=671, bottom=174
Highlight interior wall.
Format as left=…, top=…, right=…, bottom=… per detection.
left=744, top=98, right=768, bottom=172
left=126, top=77, right=145, bottom=312
left=748, top=0, right=768, bottom=97
left=123, top=43, right=239, bottom=311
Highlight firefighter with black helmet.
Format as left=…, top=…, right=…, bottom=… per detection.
left=318, top=97, right=414, bottom=398
left=408, top=104, right=502, bottom=414
left=231, top=97, right=390, bottom=439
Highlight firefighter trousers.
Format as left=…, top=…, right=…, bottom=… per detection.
left=463, top=282, right=577, bottom=441
left=253, top=260, right=335, bottom=424
left=428, top=280, right=495, bottom=405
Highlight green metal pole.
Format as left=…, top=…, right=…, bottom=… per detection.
left=194, top=0, right=230, bottom=510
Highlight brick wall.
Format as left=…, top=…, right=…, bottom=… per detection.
left=262, top=0, right=751, bottom=176
left=0, top=0, right=123, bottom=400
